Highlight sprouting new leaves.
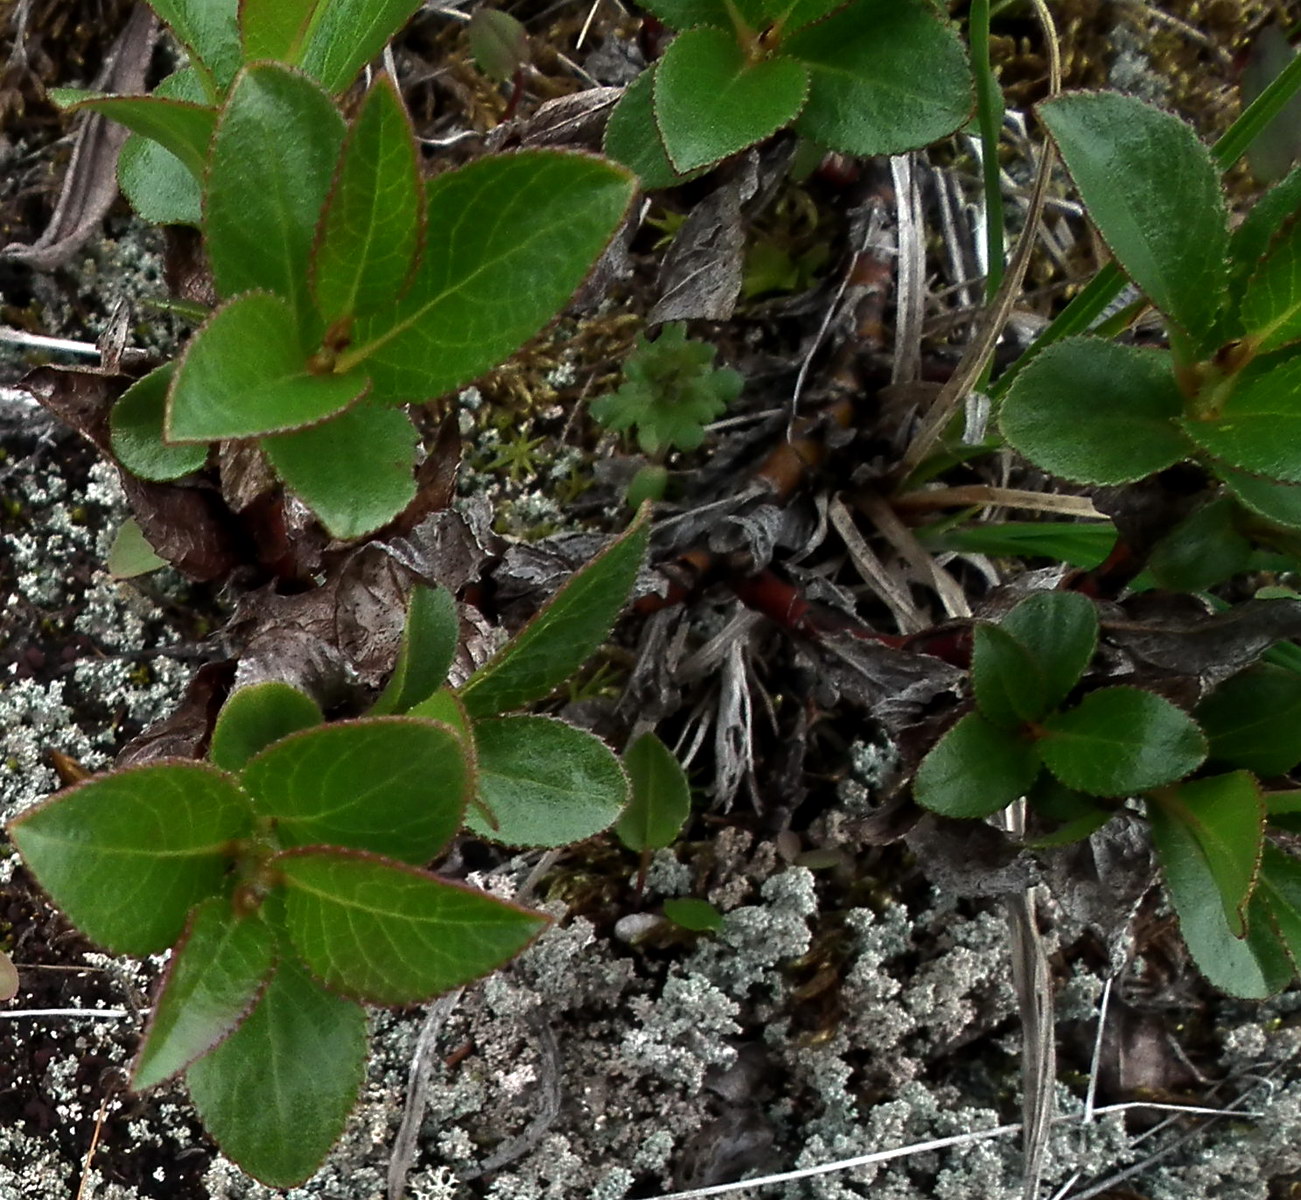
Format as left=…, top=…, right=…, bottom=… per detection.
left=616, top=731, right=693, bottom=852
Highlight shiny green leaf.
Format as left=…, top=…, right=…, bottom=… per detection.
left=1196, top=663, right=1301, bottom=776
left=147, top=0, right=242, bottom=95
left=276, top=848, right=548, bottom=1004
left=118, top=68, right=206, bottom=225
left=312, top=75, right=422, bottom=324
left=349, top=152, right=634, bottom=402
left=133, top=899, right=276, bottom=1090
left=1039, top=687, right=1207, bottom=797
left=1038, top=91, right=1229, bottom=345
left=296, top=0, right=424, bottom=94
left=604, top=68, right=683, bottom=190
left=1241, top=214, right=1301, bottom=353
left=1180, top=354, right=1301, bottom=481
left=1150, top=801, right=1291, bottom=998
left=653, top=28, right=809, bottom=173
left=998, top=591, right=1098, bottom=712
left=460, top=504, right=648, bottom=716
left=1147, top=771, right=1265, bottom=936
left=260, top=400, right=417, bottom=539
left=913, top=710, right=1041, bottom=819
left=166, top=292, right=369, bottom=442
left=205, top=63, right=345, bottom=321
left=468, top=715, right=629, bottom=847
left=370, top=585, right=459, bottom=716
left=615, top=731, right=691, bottom=852
left=111, top=363, right=208, bottom=481
left=241, top=717, right=468, bottom=864
left=7, top=763, right=252, bottom=955
left=971, top=622, right=1046, bottom=729
left=784, top=0, right=972, bottom=157
left=186, top=957, right=367, bottom=1187
left=49, top=90, right=215, bottom=179
left=999, top=338, right=1188, bottom=484
left=208, top=682, right=323, bottom=773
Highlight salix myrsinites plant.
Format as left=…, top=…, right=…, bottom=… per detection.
left=9, top=509, right=650, bottom=1185
left=54, top=0, right=634, bottom=539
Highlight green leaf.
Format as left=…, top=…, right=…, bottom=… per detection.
left=205, top=63, right=345, bottom=321
left=347, top=152, right=634, bottom=402
left=999, top=591, right=1098, bottom=712
left=468, top=715, right=630, bottom=846
left=312, top=75, right=422, bottom=324
left=1241, top=214, right=1301, bottom=353
left=784, top=0, right=972, bottom=157
left=460, top=506, right=649, bottom=717
left=1038, top=687, right=1207, bottom=797
left=1195, top=663, right=1301, bottom=776
left=132, top=899, right=276, bottom=1090
left=370, top=585, right=459, bottom=716
left=106, top=518, right=167, bottom=580
left=295, top=0, right=424, bottom=94
left=260, top=400, right=417, bottom=540
left=971, top=623, right=1046, bottom=729
left=913, top=710, right=1041, bottom=819
left=7, top=763, right=252, bottom=956
left=49, top=91, right=216, bottom=179
left=468, top=8, right=529, bottom=85
left=1149, top=800, right=1291, bottom=998
left=239, top=0, right=315, bottom=60
left=167, top=293, right=370, bottom=442
left=208, top=682, right=323, bottom=773
left=615, top=731, right=692, bottom=852
left=1037, top=91, right=1229, bottom=345
left=1231, top=164, right=1301, bottom=283
left=111, top=363, right=208, bottom=481
left=407, top=687, right=473, bottom=743
left=1147, top=771, right=1265, bottom=936
left=1219, top=464, right=1301, bottom=531
left=998, top=338, right=1189, bottom=484
left=604, top=67, right=701, bottom=191
left=117, top=69, right=206, bottom=226
left=919, top=520, right=1118, bottom=570
left=1255, top=843, right=1301, bottom=973
left=1180, top=353, right=1301, bottom=481
left=663, top=897, right=724, bottom=933
left=186, top=956, right=367, bottom=1188
left=276, top=848, right=548, bottom=1004
left=1146, top=497, right=1253, bottom=591
left=241, top=717, right=468, bottom=864
left=653, top=28, right=809, bottom=173
left=147, top=0, right=242, bottom=96
left=764, top=0, right=855, bottom=33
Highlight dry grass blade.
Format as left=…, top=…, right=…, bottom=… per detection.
left=0, top=3, right=156, bottom=268
left=899, top=0, right=1061, bottom=476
